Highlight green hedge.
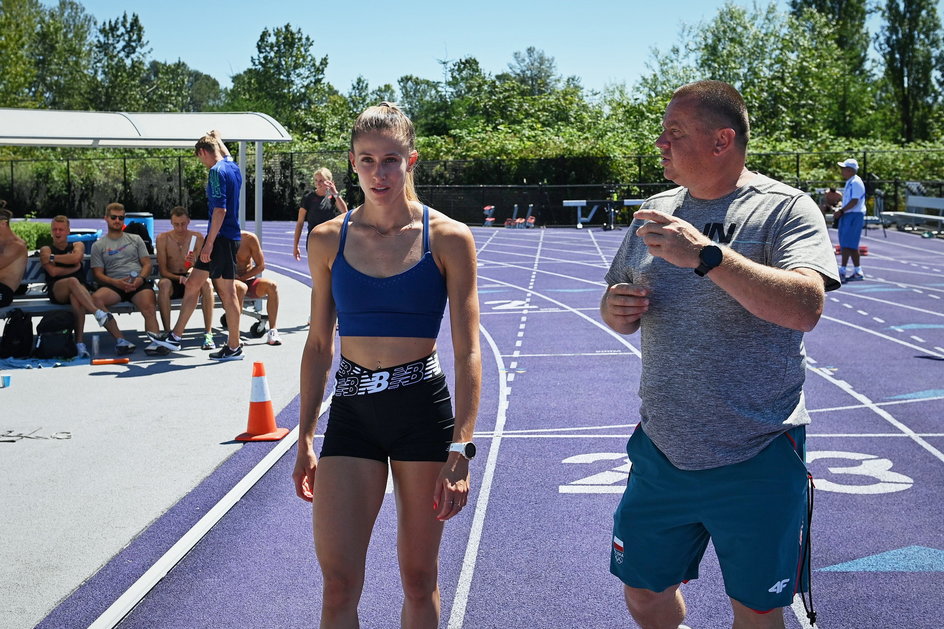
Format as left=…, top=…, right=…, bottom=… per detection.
left=10, top=220, right=52, bottom=250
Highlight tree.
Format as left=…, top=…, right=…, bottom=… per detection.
left=506, top=46, right=561, bottom=96
left=90, top=12, right=150, bottom=111
left=188, top=70, right=223, bottom=111
left=142, top=60, right=191, bottom=111
left=347, top=76, right=395, bottom=114
left=397, top=75, right=448, bottom=135
left=33, top=0, right=94, bottom=110
left=0, top=0, right=43, bottom=107
left=876, top=0, right=943, bottom=141
left=789, top=0, right=872, bottom=136
left=227, top=24, right=328, bottom=133
left=635, top=2, right=852, bottom=142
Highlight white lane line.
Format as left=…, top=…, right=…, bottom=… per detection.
left=821, top=314, right=944, bottom=359
left=499, top=351, right=634, bottom=358
left=587, top=229, right=610, bottom=266
left=479, top=275, right=642, bottom=359
left=448, top=325, right=509, bottom=629
left=791, top=595, right=817, bottom=629
left=476, top=258, right=605, bottom=288
left=809, top=394, right=944, bottom=413
left=806, top=364, right=944, bottom=465
left=88, top=398, right=332, bottom=629
left=471, top=431, right=944, bottom=439
left=267, top=261, right=314, bottom=282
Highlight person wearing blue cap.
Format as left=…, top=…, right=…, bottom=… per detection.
left=835, top=158, right=866, bottom=281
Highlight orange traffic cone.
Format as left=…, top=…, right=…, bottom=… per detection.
left=236, top=362, right=289, bottom=441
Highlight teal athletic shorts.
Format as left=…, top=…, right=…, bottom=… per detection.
left=610, top=424, right=810, bottom=612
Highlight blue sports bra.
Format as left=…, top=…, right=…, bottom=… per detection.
left=332, top=206, right=447, bottom=338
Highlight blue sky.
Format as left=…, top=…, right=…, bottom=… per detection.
left=50, top=1, right=944, bottom=94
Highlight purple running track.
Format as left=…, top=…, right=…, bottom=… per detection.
left=39, top=222, right=944, bottom=629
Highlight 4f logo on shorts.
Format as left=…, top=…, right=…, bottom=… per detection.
left=768, top=578, right=790, bottom=594
left=612, top=536, right=624, bottom=564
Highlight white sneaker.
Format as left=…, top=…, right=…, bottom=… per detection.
left=94, top=309, right=112, bottom=328
left=266, top=329, right=282, bottom=346
left=76, top=342, right=89, bottom=358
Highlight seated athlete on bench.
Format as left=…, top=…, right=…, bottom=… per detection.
left=155, top=206, right=216, bottom=352
left=40, top=215, right=125, bottom=357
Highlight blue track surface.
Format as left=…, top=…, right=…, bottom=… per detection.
left=39, top=222, right=944, bottom=629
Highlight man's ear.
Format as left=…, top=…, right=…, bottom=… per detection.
left=714, top=128, right=736, bottom=155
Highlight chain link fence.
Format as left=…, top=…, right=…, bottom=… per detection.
left=3, top=149, right=943, bottom=226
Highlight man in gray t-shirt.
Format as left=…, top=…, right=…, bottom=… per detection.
left=600, top=81, right=839, bottom=628
left=90, top=202, right=162, bottom=354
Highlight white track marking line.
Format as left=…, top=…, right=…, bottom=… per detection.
left=448, top=325, right=509, bottom=629
left=806, top=364, right=944, bottom=465
left=820, top=314, right=944, bottom=359
left=791, top=594, right=817, bottom=628
left=479, top=275, right=641, bottom=358
left=477, top=258, right=606, bottom=287
left=587, top=229, right=611, bottom=265
left=89, top=399, right=331, bottom=629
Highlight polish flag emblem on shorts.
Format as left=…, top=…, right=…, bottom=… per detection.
left=613, top=536, right=624, bottom=564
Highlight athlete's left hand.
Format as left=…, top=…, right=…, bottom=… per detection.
left=434, top=456, right=470, bottom=521
left=634, top=210, right=711, bottom=269
left=199, top=241, right=213, bottom=264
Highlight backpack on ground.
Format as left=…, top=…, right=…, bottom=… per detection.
left=0, top=308, right=34, bottom=359
left=32, top=310, right=77, bottom=359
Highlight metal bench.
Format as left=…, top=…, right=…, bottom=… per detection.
left=1, top=256, right=270, bottom=337
left=882, top=195, right=944, bottom=236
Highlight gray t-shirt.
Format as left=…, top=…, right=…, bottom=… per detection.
left=90, top=233, right=148, bottom=279
left=605, top=174, right=841, bottom=470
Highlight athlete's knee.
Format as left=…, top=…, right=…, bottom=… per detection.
left=400, top=566, right=439, bottom=602
left=623, top=584, right=683, bottom=625
left=320, top=570, right=363, bottom=610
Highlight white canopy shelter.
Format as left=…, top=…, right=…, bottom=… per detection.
left=0, top=109, right=293, bottom=233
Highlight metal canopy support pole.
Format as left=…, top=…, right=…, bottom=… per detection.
left=255, top=141, right=263, bottom=240
left=238, top=141, right=247, bottom=229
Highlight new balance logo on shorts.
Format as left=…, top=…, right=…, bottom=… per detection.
left=612, top=536, right=624, bottom=564
left=334, top=354, right=442, bottom=397
left=768, top=578, right=791, bottom=594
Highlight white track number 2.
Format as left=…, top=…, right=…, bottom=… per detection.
left=559, top=453, right=631, bottom=493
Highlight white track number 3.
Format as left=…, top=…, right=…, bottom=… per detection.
left=806, top=451, right=913, bottom=495
left=556, top=450, right=914, bottom=496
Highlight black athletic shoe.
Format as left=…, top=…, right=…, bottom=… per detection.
left=209, top=344, right=243, bottom=361
left=151, top=332, right=182, bottom=352
left=144, top=342, right=170, bottom=356
left=115, top=340, right=136, bottom=355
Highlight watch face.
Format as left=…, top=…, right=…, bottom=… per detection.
left=463, top=442, right=477, bottom=459
left=700, top=245, right=723, bottom=267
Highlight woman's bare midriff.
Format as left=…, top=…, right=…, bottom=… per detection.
left=340, top=336, right=437, bottom=370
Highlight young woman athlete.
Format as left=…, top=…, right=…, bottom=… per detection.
left=293, top=167, right=348, bottom=261
left=293, top=102, right=481, bottom=628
